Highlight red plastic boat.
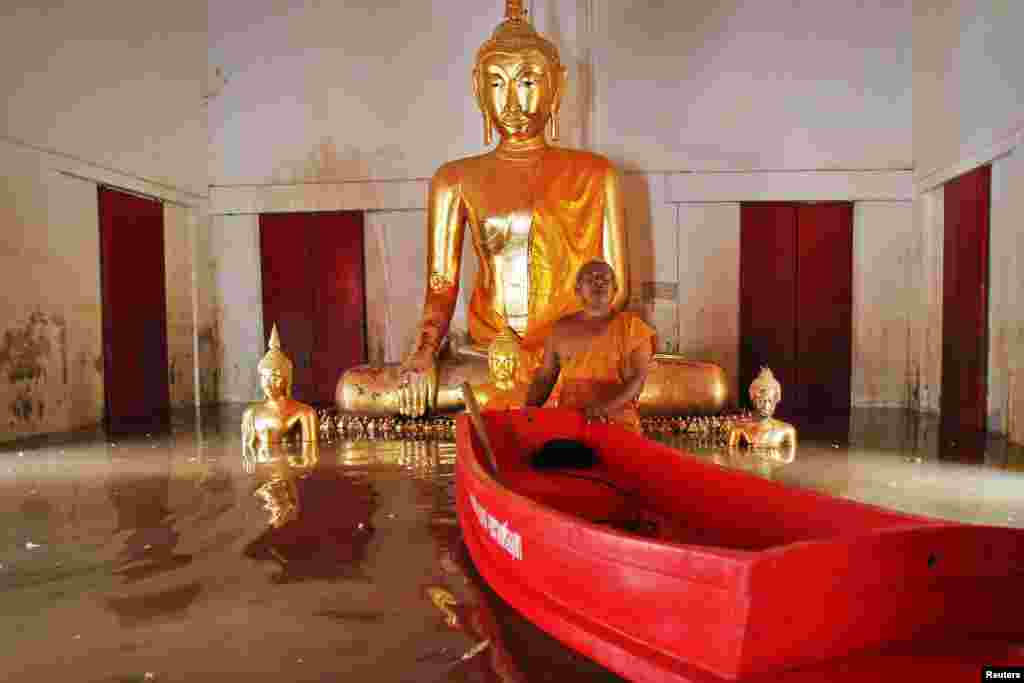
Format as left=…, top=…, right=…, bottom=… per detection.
left=455, top=408, right=1024, bottom=681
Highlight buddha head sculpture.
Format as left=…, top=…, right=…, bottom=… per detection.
left=473, top=0, right=566, bottom=145
left=487, top=326, right=522, bottom=391
left=749, top=367, right=782, bottom=419
left=258, top=324, right=294, bottom=400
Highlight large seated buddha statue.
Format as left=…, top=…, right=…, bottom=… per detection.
left=337, top=0, right=728, bottom=418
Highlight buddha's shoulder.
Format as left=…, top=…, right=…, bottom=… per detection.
left=547, top=146, right=616, bottom=171
left=432, top=154, right=490, bottom=180
left=284, top=399, right=317, bottom=416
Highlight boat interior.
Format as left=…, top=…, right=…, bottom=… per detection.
left=479, top=411, right=948, bottom=553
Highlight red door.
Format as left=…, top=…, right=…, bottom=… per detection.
left=941, top=165, right=990, bottom=449
left=740, top=202, right=853, bottom=430
left=259, top=211, right=366, bottom=406
left=740, top=203, right=798, bottom=419
left=796, top=202, right=853, bottom=424
left=98, top=186, right=170, bottom=433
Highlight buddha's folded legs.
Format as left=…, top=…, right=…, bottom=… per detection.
left=336, top=354, right=731, bottom=418
left=337, top=356, right=491, bottom=416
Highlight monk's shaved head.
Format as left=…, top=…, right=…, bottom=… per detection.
left=575, top=260, right=617, bottom=290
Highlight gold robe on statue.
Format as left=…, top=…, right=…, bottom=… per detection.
left=553, top=312, right=655, bottom=432
left=431, top=148, right=622, bottom=383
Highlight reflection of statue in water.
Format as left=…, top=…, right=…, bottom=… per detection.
left=244, top=451, right=376, bottom=583
left=242, top=325, right=319, bottom=473
left=727, top=367, right=797, bottom=456
left=337, top=0, right=729, bottom=418
left=252, top=457, right=303, bottom=528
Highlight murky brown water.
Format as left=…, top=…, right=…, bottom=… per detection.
left=1, top=407, right=1022, bottom=682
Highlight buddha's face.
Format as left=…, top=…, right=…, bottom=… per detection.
left=476, top=50, right=560, bottom=141
left=488, top=350, right=518, bottom=388
left=575, top=262, right=618, bottom=311
left=751, top=389, right=779, bottom=419
left=260, top=367, right=290, bottom=400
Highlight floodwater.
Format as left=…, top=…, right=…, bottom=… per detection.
left=1, top=407, right=1022, bottom=682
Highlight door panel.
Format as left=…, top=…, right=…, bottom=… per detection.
left=740, top=202, right=853, bottom=429
left=259, top=214, right=317, bottom=404
left=941, top=165, right=990, bottom=440
left=740, top=203, right=798, bottom=420
left=312, top=213, right=366, bottom=404
left=796, top=203, right=853, bottom=421
left=98, top=186, right=170, bottom=433
left=260, top=212, right=366, bottom=406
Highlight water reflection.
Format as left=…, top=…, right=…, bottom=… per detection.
left=0, top=407, right=1021, bottom=680
left=243, top=443, right=376, bottom=583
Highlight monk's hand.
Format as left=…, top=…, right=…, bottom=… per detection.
left=398, top=350, right=438, bottom=417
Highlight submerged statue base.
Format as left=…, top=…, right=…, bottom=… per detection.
left=337, top=344, right=730, bottom=418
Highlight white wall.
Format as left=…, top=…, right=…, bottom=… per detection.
left=676, top=204, right=741, bottom=398
left=988, top=149, right=1024, bottom=443
left=1, top=0, right=208, bottom=196
left=910, top=186, right=944, bottom=415
left=203, top=215, right=262, bottom=404
left=165, top=204, right=199, bottom=409
left=913, top=0, right=1024, bottom=186
left=210, top=1, right=509, bottom=185
left=852, top=202, right=919, bottom=408
left=593, top=0, right=912, bottom=172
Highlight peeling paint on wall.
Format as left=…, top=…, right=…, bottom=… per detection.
left=0, top=311, right=61, bottom=425
left=0, top=311, right=53, bottom=384
left=197, top=316, right=223, bottom=405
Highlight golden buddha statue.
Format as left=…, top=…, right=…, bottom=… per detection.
left=242, top=325, right=320, bottom=466
left=727, top=367, right=797, bottom=454
left=337, top=0, right=729, bottom=418
left=473, top=326, right=529, bottom=409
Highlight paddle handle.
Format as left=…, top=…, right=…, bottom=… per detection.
left=461, top=382, right=501, bottom=479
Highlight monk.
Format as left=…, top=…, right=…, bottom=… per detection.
left=525, top=260, right=655, bottom=432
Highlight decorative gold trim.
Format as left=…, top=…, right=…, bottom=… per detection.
left=318, top=408, right=749, bottom=443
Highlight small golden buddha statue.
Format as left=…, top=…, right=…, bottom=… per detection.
left=473, top=326, right=529, bottom=409
left=727, top=367, right=797, bottom=454
left=242, top=325, right=319, bottom=465
left=336, top=0, right=729, bottom=418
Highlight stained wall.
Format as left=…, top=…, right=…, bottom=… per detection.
left=0, top=0, right=208, bottom=441
left=988, top=149, right=1024, bottom=443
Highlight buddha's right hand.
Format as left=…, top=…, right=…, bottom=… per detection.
left=398, top=351, right=438, bottom=417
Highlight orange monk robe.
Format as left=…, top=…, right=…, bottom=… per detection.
left=551, top=312, right=656, bottom=433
